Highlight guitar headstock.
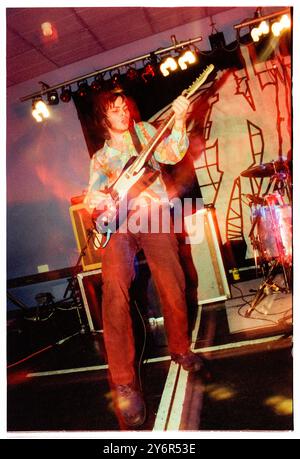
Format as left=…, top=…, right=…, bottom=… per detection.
left=184, top=64, right=215, bottom=98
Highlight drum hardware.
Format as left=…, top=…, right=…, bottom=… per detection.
left=243, top=194, right=265, bottom=206
left=240, top=159, right=290, bottom=179
left=263, top=171, right=292, bottom=203
left=241, top=158, right=292, bottom=317
left=244, top=259, right=287, bottom=317
left=241, top=159, right=292, bottom=204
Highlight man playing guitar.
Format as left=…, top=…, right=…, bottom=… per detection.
left=84, top=89, right=206, bottom=428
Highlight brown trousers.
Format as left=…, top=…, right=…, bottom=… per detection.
left=101, top=228, right=190, bottom=385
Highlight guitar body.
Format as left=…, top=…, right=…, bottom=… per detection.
left=92, top=156, right=160, bottom=247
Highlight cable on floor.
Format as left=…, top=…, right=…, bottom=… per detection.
left=231, top=283, right=279, bottom=325
left=7, top=331, right=81, bottom=370
left=132, top=300, right=147, bottom=394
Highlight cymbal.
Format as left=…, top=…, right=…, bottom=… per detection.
left=241, top=160, right=289, bottom=178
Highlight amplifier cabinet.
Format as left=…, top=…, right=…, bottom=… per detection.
left=77, top=269, right=103, bottom=332
left=69, top=203, right=102, bottom=271
left=183, top=206, right=231, bottom=305
left=77, top=264, right=161, bottom=333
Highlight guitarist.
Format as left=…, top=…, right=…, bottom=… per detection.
left=84, top=90, right=205, bottom=428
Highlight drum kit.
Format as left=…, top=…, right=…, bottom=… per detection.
left=240, top=158, right=292, bottom=317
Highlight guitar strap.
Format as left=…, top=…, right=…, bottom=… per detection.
left=129, top=125, right=159, bottom=172
left=129, top=126, right=143, bottom=155
left=129, top=125, right=161, bottom=198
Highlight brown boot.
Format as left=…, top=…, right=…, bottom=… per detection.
left=114, top=383, right=146, bottom=428
left=171, top=350, right=210, bottom=376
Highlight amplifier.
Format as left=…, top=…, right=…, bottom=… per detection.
left=77, top=263, right=161, bottom=333
left=183, top=206, right=231, bottom=305
left=77, top=269, right=103, bottom=332
left=69, top=203, right=102, bottom=271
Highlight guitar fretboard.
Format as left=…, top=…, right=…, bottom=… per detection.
left=121, top=64, right=215, bottom=177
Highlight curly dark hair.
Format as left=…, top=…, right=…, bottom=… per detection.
left=93, top=90, right=140, bottom=139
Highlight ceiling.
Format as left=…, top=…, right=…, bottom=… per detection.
left=6, top=6, right=236, bottom=87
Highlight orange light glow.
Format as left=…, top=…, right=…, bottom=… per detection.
left=178, top=50, right=197, bottom=70
left=41, top=22, right=58, bottom=42
left=264, top=395, right=293, bottom=416
left=41, top=22, right=53, bottom=37
left=160, top=57, right=178, bottom=77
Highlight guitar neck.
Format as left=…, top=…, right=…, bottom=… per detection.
left=126, top=105, right=179, bottom=173
left=141, top=111, right=175, bottom=156
left=125, top=64, right=215, bottom=174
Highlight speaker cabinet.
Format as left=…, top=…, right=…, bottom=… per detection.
left=77, top=264, right=160, bottom=333
left=77, top=269, right=103, bottom=332
left=182, top=206, right=231, bottom=304
left=69, top=203, right=102, bottom=271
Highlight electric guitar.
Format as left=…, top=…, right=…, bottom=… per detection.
left=93, top=64, right=215, bottom=247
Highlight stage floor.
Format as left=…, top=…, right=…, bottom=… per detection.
left=7, top=276, right=293, bottom=433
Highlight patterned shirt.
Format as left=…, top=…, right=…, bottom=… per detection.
left=86, top=121, right=189, bottom=204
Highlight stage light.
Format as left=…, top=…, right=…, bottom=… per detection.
left=235, top=8, right=291, bottom=44
left=141, top=63, right=155, bottom=83
left=251, top=27, right=261, bottom=42
left=258, top=20, right=270, bottom=35
left=110, top=71, right=123, bottom=92
left=77, top=80, right=89, bottom=97
left=38, top=80, right=58, bottom=105
left=271, top=14, right=291, bottom=38
left=271, top=22, right=282, bottom=37
left=209, top=31, right=226, bottom=50
left=35, top=100, right=50, bottom=118
left=141, top=53, right=158, bottom=83
left=32, top=107, right=42, bottom=122
left=22, top=35, right=205, bottom=115
left=178, top=50, right=197, bottom=70
left=32, top=99, right=50, bottom=122
left=47, top=89, right=59, bottom=105
left=126, top=67, right=139, bottom=81
left=41, top=22, right=53, bottom=37
left=251, top=20, right=270, bottom=43
left=280, top=14, right=291, bottom=29
left=160, top=57, right=177, bottom=77
left=90, top=75, right=102, bottom=92
left=60, top=86, right=72, bottom=103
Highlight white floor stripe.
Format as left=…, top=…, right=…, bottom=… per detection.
left=27, top=364, right=108, bottom=377
left=193, top=334, right=288, bottom=354
left=153, top=305, right=203, bottom=431
left=165, top=306, right=203, bottom=430
left=26, top=357, right=172, bottom=378
left=191, top=306, right=203, bottom=348
left=26, top=333, right=288, bottom=378
left=152, top=362, right=180, bottom=431
left=166, top=368, right=188, bottom=430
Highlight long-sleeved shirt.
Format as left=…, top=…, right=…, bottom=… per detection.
left=86, top=120, right=189, bottom=204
